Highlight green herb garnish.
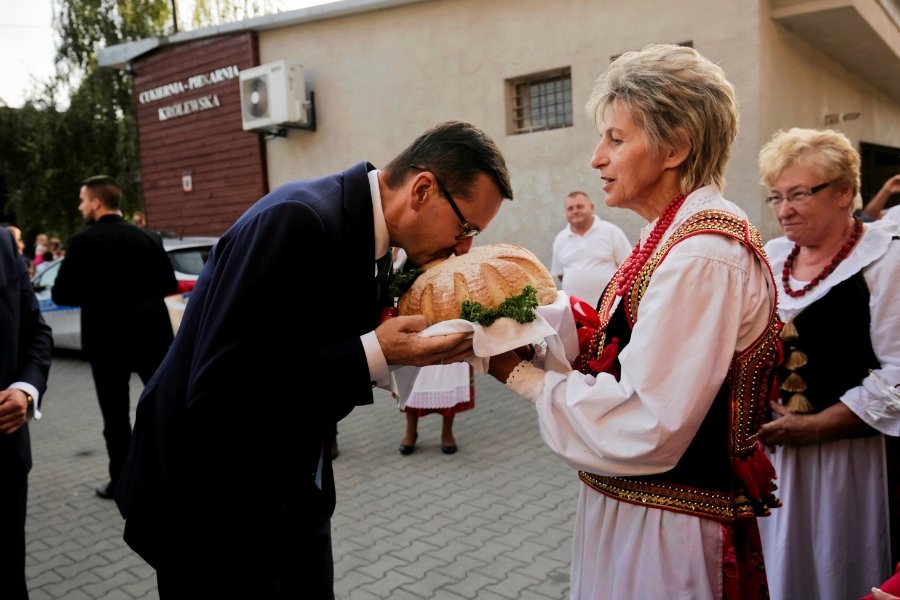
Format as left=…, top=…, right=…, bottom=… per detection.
left=459, top=285, right=539, bottom=326
left=388, top=267, right=424, bottom=299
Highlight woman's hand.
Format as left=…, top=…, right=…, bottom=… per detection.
left=872, top=587, right=900, bottom=600
left=488, top=350, right=527, bottom=383
left=758, top=400, right=873, bottom=450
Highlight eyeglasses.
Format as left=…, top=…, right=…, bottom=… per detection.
left=410, top=164, right=481, bottom=240
left=765, top=181, right=831, bottom=208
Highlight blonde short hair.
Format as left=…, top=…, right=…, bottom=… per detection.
left=758, top=127, right=862, bottom=211
left=586, top=43, right=738, bottom=193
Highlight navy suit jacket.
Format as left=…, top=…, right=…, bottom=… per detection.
left=117, top=162, right=383, bottom=572
left=0, top=228, right=52, bottom=476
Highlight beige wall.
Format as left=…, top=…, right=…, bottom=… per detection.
left=758, top=1, right=900, bottom=238
left=255, top=0, right=900, bottom=264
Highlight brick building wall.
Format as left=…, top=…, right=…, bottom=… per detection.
left=132, top=33, right=267, bottom=237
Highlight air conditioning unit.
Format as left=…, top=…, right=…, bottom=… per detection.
left=239, top=59, right=315, bottom=132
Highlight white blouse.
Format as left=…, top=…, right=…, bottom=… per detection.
left=764, top=218, right=900, bottom=435
left=508, top=185, right=774, bottom=476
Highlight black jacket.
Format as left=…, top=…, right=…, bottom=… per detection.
left=52, top=214, right=176, bottom=363
left=0, top=227, right=52, bottom=475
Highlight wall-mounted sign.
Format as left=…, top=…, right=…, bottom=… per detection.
left=138, top=65, right=240, bottom=105
left=158, top=94, right=222, bottom=122
left=137, top=64, right=239, bottom=122
left=182, top=171, right=193, bottom=193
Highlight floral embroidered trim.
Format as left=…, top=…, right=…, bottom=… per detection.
left=579, top=210, right=782, bottom=521
left=505, top=360, right=530, bottom=388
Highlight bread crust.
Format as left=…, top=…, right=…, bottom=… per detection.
left=398, top=243, right=556, bottom=322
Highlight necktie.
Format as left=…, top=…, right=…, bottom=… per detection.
left=375, top=251, right=393, bottom=305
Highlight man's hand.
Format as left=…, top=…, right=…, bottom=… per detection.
left=0, top=389, right=30, bottom=435
left=881, top=174, right=900, bottom=198
left=375, top=315, right=474, bottom=367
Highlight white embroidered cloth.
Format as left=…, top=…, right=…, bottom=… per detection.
left=391, top=291, right=577, bottom=407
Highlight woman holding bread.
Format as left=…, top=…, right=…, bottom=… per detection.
left=487, top=44, right=781, bottom=599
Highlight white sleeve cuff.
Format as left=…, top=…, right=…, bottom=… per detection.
left=505, top=360, right=546, bottom=403
left=9, top=382, right=41, bottom=420
left=361, top=331, right=391, bottom=388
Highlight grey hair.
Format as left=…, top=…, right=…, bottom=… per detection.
left=586, top=44, right=738, bottom=193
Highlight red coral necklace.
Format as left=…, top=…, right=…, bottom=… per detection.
left=614, top=193, right=686, bottom=296
left=782, top=217, right=863, bottom=298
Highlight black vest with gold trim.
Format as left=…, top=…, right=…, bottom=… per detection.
left=777, top=272, right=879, bottom=415
left=577, top=210, right=782, bottom=523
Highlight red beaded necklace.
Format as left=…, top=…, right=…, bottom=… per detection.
left=782, top=217, right=863, bottom=298
left=614, top=194, right=686, bottom=296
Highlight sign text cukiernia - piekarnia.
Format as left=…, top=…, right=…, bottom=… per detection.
left=136, top=64, right=238, bottom=122
left=137, top=65, right=240, bottom=105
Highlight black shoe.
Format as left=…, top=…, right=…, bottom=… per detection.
left=441, top=445, right=458, bottom=455
left=95, top=482, right=116, bottom=499
left=399, top=432, right=417, bottom=455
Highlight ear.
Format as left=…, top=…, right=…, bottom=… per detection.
left=409, top=172, right=433, bottom=210
left=663, top=129, right=692, bottom=170
left=835, top=182, right=855, bottom=209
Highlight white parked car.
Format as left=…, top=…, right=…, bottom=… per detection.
left=31, top=235, right=218, bottom=351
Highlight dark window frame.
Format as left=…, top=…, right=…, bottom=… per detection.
left=506, top=67, right=573, bottom=135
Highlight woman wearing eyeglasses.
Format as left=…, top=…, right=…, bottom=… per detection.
left=756, top=127, right=900, bottom=600
left=487, top=44, right=782, bottom=599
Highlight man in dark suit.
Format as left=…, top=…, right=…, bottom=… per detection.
left=52, top=175, right=177, bottom=500
left=0, top=227, right=53, bottom=600
left=115, top=121, right=514, bottom=598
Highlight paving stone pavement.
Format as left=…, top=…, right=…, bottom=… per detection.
left=26, top=354, right=579, bottom=599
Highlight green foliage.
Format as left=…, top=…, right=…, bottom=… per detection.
left=0, top=0, right=278, bottom=247
left=388, top=267, right=424, bottom=300
left=0, top=0, right=172, bottom=244
left=189, top=0, right=280, bottom=30
left=459, top=286, right=539, bottom=327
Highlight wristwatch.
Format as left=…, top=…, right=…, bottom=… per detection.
left=23, top=392, right=34, bottom=419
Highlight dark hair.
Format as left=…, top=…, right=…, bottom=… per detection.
left=382, top=121, right=513, bottom=202
left=81, top=175, right=122, bottom=210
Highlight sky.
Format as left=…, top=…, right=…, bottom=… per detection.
left=0, top=0, right=338, bottom=108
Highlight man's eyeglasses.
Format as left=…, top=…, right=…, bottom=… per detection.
left=765, top=181, right=831, bottom=208
left=410, top=165, right=481, bottom=240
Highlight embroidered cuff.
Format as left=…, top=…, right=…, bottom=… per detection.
left=505, top=360, right=545, bottom=403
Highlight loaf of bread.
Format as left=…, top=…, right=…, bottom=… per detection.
left=397, top=243, right=556, bottom=323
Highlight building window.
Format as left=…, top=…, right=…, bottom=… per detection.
left=507, top=68, right=572, bottom=135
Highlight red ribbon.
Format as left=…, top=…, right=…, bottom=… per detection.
left=570, top=295, right=621, bottom=379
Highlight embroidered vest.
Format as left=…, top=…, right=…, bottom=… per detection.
left=778, top=271, right=880, bottom=414
left=577, top=210, right=782, bottom=522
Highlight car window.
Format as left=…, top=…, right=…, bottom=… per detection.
left=33, top=260, right=60, bottom=289
left=168, top=246, right=213, bottom=276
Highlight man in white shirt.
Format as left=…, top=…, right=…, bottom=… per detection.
left=861, top=174, right=900, bottom=222
left=883, top=204, right=900, bottom=223
left=551, top=190, right=632, bottom=307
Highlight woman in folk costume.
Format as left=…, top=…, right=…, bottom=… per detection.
left=392, top=247, right=474, bottom=455
left=486, top=43, right=782, bottom=599
left=756, top=128, right=900, bottom=600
